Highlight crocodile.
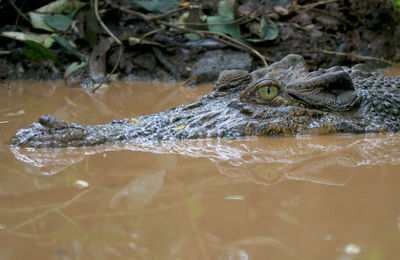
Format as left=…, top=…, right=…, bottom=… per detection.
left=11, top=54, right=400, bottom=149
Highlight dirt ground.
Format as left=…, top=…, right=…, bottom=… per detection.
left=1, top=0, right=399, bottom=83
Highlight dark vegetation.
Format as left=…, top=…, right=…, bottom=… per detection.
left=0, top=0, right=399, bottom=87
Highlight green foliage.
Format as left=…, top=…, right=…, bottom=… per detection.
left=53, top=36, right=88, bottom=61
left=22, top=40, right=56, bottom=62
left=394, top=0, right=400, bottom=9
left=207, top=0, right=241, bottom=40
left=134, top=0, right=180, bottom=13
left=247, top=15, right=279, bottom=42
left=84, top=7, right=99, bottom=47
left=35, top=0, right=86, bottom=14
left=2, top=0, right=90, bottom=78
left=29, top=12, right=54, bottom=32
left=44, top=14, right=73, bottom=31
left=1, top=32, right=55, bottom=47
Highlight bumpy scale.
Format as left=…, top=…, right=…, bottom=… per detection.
left=11, top=54, right=400, bottom=148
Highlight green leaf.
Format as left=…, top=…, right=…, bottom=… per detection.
left=29, top=12, right=54, bottom=32
left=394, top=0, right=400, bottom=10
left=44, top=14, right=73, bottom=31
left=35, top=0, right=86, bottom=14
left=135, top=0, right=180, bottom=13
left=184, top=33, right=200, bottom=41
left=206, top=0, right=241, bottom=40
left=177, top=11, right=204, bottom=41
left=22, top=40, right=56, bottom=62
left=246, top=15, right=278, bottom=42
left=84, top=9, right=99, bottom=46
left=53, top=36, right=88, bottom=61
left=1, top=31, right=54, bottom=47
left=207, top=15, right=241, bottom=40
left=64, top=61, right=88, bottom=79
left=217, top=0, right=236, bottom=18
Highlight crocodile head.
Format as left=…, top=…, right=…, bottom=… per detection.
left=11, top=54, right=400, bottom=148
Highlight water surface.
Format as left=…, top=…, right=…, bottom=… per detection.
left=0, top=81, right=399, bottom=259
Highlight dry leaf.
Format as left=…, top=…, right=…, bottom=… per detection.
left=173, top=125, right=185, bottom=130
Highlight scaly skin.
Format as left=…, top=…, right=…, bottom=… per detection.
left=11, top=54, right=400, bottom=148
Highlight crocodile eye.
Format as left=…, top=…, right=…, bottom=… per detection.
left=257, top=85, right=278, bottom=100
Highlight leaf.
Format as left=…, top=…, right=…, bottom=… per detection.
left=128, top=119, right=142, bottom=124
left=246, top=15, right=279, bottom=42
left=74, top=180, right=89, bottom=188
left=53, top=36, right=88, bottom=61
left=64, top=61, right=88, bottom=79
left=44, top=14, right=73, bottom=31
left=1, top=31, right=54, bottom=47
left=184, top=33, right=200, bottom=41
left=35, top=0, right=86, bottom=14
left=173, top=125, right=185, bottom=130
left=29, top=12, right=54, bottom=32
left=206, top=0, right=241, bottom=40
left=135, top=0, right=180, bottom=13
left=110, top=171, right=165, bottom=210
left=177, top=11, right=203, bottom=41
left=225, top=195, right=245, bottom=200
left=84, top=9, right=99, bottom=46
left=22, top=40, right=56, bottom=62
left=217, top=0, right=236, bottom=18
left=207, top=16, right=241, bottom=40
left=222, top=136, right=236, bottom=140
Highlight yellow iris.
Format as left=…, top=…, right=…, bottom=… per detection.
left=256, top=85, right=278, bottom=100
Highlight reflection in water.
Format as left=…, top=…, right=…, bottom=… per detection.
left=10, top=134, right=400, bottom=186
left=2, top=81, right=400, bottom=259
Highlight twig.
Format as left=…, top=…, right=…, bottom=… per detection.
left=160, top=21, right=268, bottom=67
left=203, top=30, right=268, bottom=67
left=110, top=4, right=198, bottom=22
left=152, top=47, right=179, bottom=77
left=177, top=16, right=258, bottom=27
left=8, top=0, right=30, bottom=22
left=139, top=28, right=165, bottom=43
left=293, top=0, right=342, bottom=10
left=91, top=44, right=123, bottom=93
left=94, top=0, right=121, bottom=44
left=304, top=50, right=398, bottom=66
left=151, top=5, right=198, bottom=20
left=110, top=2, right=268, bottom=66
left=91, top=0, right=123, bottom=93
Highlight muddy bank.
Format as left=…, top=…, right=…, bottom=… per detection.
left=1, top=0, right=399, bottom=83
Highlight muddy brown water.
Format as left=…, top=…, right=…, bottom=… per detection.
left=0, top=80, right=400, bottom=260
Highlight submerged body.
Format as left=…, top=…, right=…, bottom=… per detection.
left=11, top=54, right=400, bottom=148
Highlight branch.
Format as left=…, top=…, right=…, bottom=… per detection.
left=112, top=4, right=268, bottom=67
left=304, top=50, right=398, bottom=66
left=293, top=0, right=343, bottom=10
left=91, top=0, right=123, bottom=93
left=94, top=0, right=121, bottom=44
